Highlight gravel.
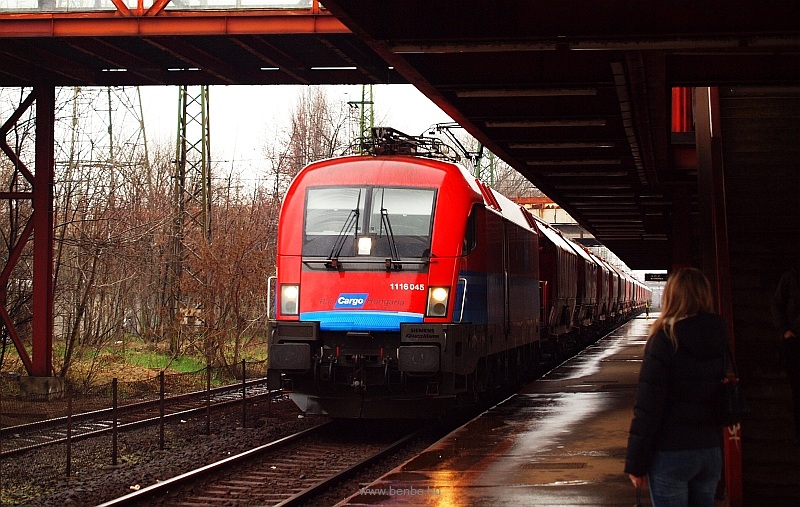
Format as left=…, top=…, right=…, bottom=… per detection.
left=2, top=396, right=327, bottom=506
left=2, top=397, right=453, bottom=507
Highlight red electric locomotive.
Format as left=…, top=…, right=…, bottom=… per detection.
left=267, top=128, right=649, bottom=418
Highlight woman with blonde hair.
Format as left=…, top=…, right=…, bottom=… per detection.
left=625, top=267, right=728, bottom=506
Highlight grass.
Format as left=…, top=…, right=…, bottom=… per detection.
left=3, top=334, right=268, bottom=388
left=123, top=349, right=208, bottom=373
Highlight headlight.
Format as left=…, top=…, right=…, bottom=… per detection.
left=427, top=286, right=450, bottom=317
left=280, top=284, right=300, bottom=316
left=357, top=236, right=372, bottom=256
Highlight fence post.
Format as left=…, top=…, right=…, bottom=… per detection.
left=205, top=365, right=211, bottom=435
left=1, top=379, right=3, bottom=498
left=159, top=371, right=165, bottom=451
left=112, top=378, right=118, bottom=467
left=241, top=359, right=247, bottom=428
left=66, top=388, right=73, bottom=477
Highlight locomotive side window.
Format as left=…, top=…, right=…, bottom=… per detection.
left=463, top=206, right=479, bottom=254
left=303, top=186, right=435, bottom=260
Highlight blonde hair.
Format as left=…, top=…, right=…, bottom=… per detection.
left=650, top=267, right=715, bottom=349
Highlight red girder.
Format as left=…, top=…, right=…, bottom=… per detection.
left=0, top=3, right=347, bottom=37
left=0, top=91, right=39, bottom=375
left=0, top=86, right=55, bottom=377
left=32, top=85, right=55, bottom=378
left=0, top=221, right=35, bottom=374
left=0, top=92, right=36, bottom=184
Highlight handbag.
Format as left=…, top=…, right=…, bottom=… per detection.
left=634, top=484, right=643, bottom=507
left=719, top=341, right=749, bottom=427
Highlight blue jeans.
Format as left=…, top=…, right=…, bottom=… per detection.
left=647, top=447, right=722, bottom=507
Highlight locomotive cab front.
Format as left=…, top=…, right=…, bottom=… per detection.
left=268, top=154, right=479, bottom=418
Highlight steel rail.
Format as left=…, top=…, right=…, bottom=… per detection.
left=274, top=430, right=419, bottom=506
left=94, top=421, right=334, bottom=507
left=0, top=378, right=273, bottom=457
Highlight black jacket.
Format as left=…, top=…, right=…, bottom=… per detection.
left=624, top=313, right=727, bottom=477
left=772, top=267, right=800, bottom=337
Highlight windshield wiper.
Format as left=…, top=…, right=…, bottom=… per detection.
left=378, top=188, right=401, bottom=270
left=326, top=208, right=359, bottom=267
left=327, top=191, right=361, bottom=269
left=379, top=208, right=400, bottom=264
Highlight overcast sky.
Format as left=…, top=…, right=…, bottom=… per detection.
left=137, top=84, right=454, bottom=181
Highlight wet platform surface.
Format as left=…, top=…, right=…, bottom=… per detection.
left=338, top=316, right=653, bottom=506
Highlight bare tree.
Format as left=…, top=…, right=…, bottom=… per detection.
left=179, top=180, right=278, bottom=370
left=264, top=87, right=353, bottom=195
left=490, top=156, right=543, bottom=199
left=0, top=85, right=362, bottom=382
left=48, top=87, right=177, bottom=381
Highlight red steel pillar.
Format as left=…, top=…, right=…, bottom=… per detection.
left=32, top=83, right=55, bottom=377
left=694, top=86, right=742, bottom=506
left=669, top=87, right=696, bottom=269
left=671, top=87, right=694, bottom=133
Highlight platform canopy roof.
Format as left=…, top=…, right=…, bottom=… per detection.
left=321, top=0, right=800, bottom=269
left=0, top=7, right=406, bottom=87
left=2, top=1, right=800, bottom=269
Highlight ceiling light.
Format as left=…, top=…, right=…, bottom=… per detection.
left=553, top=184, right=631, bottom=190
left=581, top=211, right=642, bottom=216
left=540, top=170, right=629, bottom=177
left=573, top=205, right=639, bottom=210
left=510, top=141, right=615, bottom=149
left=487, top=119, right=607, bottom=128
left=569, top=200, right=637, bottom=205
left=563, top=195, right=635, bottom=200
left=588, top=219, right=643, bottom=223
left=456, top=88, right=597, bottom=98
left=526, top=159, right=622, bottom=165
left=390, top=42, right=557, bottom=53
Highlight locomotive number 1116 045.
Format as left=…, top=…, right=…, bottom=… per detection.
left=390, top=283, right=426, bottom=291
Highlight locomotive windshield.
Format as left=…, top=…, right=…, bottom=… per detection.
left=304, top=186, right=435, bottom=259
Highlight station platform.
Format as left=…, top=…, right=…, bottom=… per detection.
left=338, top=316, right=654, bottom=506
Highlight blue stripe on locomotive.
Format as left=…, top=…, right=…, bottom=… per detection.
left=457, top=270, right=490, bottom=325
left=458, top=270, right=539, bottom=326
left=301, top=311, right=424, bottom=332
left=299, top=270, right=519, bottom=332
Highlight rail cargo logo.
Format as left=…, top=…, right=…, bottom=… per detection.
left=334, top=293, right=368, bottom=309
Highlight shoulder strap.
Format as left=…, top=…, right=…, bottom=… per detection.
left=723, top=341, right=739, bottom=378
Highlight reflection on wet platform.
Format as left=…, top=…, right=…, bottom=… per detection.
left=338, top=316, right=654, bottom=506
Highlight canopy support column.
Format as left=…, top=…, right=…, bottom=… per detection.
left=695, top=85, right=742, bottom=507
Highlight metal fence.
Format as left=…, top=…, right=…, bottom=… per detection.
left=1, top=359, right=268, bottom=420
left=0, top=359, right=273, bottom=504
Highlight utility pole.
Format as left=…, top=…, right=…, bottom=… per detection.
left=169, top=85, right=212, bottom=355
left=348, top=84, right=374, bottom=152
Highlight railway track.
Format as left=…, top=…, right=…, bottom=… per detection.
left=0, top=378, right=273, bottom=458
left=96, top=420, right=421, bottom=507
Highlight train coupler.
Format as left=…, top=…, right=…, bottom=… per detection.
left=397, top=345, right=440, bottom=373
